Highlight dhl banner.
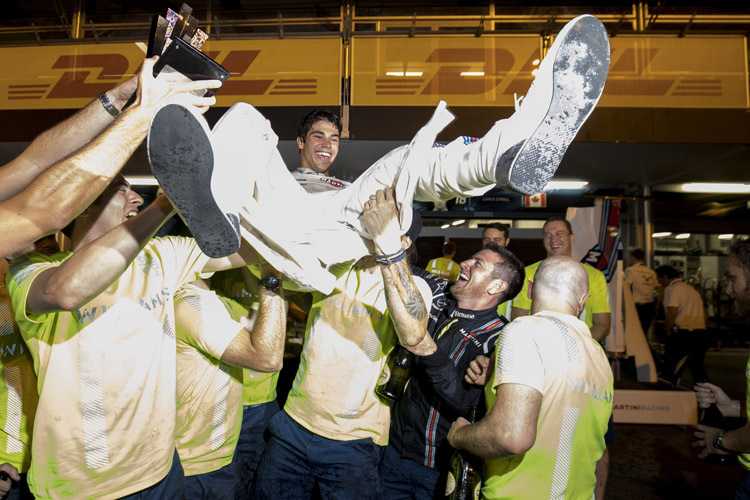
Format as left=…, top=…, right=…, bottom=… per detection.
left=351, top=36, right=541, bottom=106
left=0, top=35, right=745, bottom=110
left=352, top=35, right=748, bottom=108
left=0, top=38, right=341, bottom=109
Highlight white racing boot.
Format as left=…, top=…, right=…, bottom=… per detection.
left=494, top=14, right=610, bottom=195
left=147, top=103, right=242, bottom=258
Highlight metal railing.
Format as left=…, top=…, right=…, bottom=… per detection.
left=0, top=2, right=747, bottom=46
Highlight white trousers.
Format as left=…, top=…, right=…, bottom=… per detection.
left=234, top=101, right=519, bottom=293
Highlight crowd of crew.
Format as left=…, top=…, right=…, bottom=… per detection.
left=1, top=12, right=747, bottom=500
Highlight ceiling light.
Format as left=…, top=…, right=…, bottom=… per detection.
left=682, top=183, right=750, bottom=193
left=440, top=224, right=450, bottom=229
left=544, top=181, right=589, bottom=190
left=125, top=176, right=158, bottom=186
left=531, top=69, right=538, bottom=76
left=459, top=71, right=484, bottom=76
left=532, top=59, right=540, bottom=65
left=652, top=232, right=672, bottom=238
left=718, top=234, right=734, bottom=240
left=451, top=219, right=466, bottom=226
left=675, top=233, right=690, bottom=239
left=385, top=71, right=423, bottom=77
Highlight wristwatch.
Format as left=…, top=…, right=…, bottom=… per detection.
left=714, top=430, right=729, bottom=452
left=259, top=275, right=281, bottom=292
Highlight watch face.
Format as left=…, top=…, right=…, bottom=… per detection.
left=261, top=275, right=280, bottom=291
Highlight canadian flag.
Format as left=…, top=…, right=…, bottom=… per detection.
left=523, top=193, right=547, bottom=208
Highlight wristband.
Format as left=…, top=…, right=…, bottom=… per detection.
left=98, top=92, right=121, bottom=118
left=375, top=247, right=406, bottom=265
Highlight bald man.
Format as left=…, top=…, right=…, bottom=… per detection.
left=448, top=256, right=613, bottom=500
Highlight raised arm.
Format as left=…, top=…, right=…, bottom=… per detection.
left=590, top=312, right=611, bottom=342
left=363, top=188, right=428, bottom=347
left=25, top=195, right=175, bottom=314
left=447, top=382, right=541, bottom=457
left=0, top=57, right=221, bottom=258
left=220, top=267, right=286, bottom=372
left=0, top=74, right=138, bottom=200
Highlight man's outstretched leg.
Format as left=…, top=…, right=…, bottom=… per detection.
left=412, top=13, right=611, bottom=200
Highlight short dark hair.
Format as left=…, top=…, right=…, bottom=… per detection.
left=631, top=248, right=645, bottom=261
left=656, top=265, right=680, bottom=280
left=543, top=216, right=573, bottom=235
left=297, top=110, right=342, bottom=142
left=443, top=241, right=456, bottom=255
left=483, top=243, right=525, bottom=303
left=483, top=222, right=509, bottom=239
left=730, top=240, right=750, bottom=283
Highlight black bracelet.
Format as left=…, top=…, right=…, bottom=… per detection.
left=98, top=92, right=121, bottom=118
left=375, top=247, right=406, bottom=265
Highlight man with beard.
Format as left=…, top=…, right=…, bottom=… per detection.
left=693, top=240, right=750, bottom=499
left=380, top=245, right=524, bottom=499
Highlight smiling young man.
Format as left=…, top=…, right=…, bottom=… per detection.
left=290, top=110, right=349, bottom=193
left=381, top=244, right=524, bottom=499
left=511, top=217, right=611, bottom=342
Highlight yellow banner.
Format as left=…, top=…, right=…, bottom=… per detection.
left=0, top=35, right=745, bottom=109
left=351, top=35, right=749, bottom=108
left=604, top=36, right=748, bottom=109
left=0, top=39, right=341, bottom=109
left=351, top=36, right=541, bottom=106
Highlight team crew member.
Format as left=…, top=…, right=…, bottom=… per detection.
left=0, top=245, right=54, bottom=500
left=624, top=248, right=658, bottom=334
left=482, top=223, right=510, bottom=249
left=512, top=216, right=611, bottom=340
left=482, top=223, right=512, bottom=318
left=448, top=256, right=614, bottom=499
left=656, top=265, right=708, bottom=383
left=209, top=268, right=284, bottom=494
left=693, top=241, right=750, bottom=498
left=381, top=245, right=524, bottom=499
left=425, top=241, right=461, bottom=282
left=0, top=57, right=220, bottom=258
left=173, top=276, right=285, bottom=499
left=511, top=215, right=612, bottom=498
left=251, top=189, right=432, bottom=500
left=6, top=176, right=260, bottom=499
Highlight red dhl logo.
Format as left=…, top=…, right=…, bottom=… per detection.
left=7, top=47, right=723, bottom=101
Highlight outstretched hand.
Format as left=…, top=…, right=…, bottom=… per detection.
left=132, top=57, right=222, bottom=114
left=694, top=382, right=737, bottom=418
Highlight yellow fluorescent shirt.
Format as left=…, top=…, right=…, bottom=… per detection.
left=0, top=279, right=37, bottom=472
left=174, top=285, right=245, bottom=476
left=426, top=257, right=460, bottom=282
left=6, top=237, right=209, bottom=500
left=513, top=261, right=610, bottom=329
left=285, top=267, right=433, bottom=446
left=483, top=311, right=613, bottom=500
